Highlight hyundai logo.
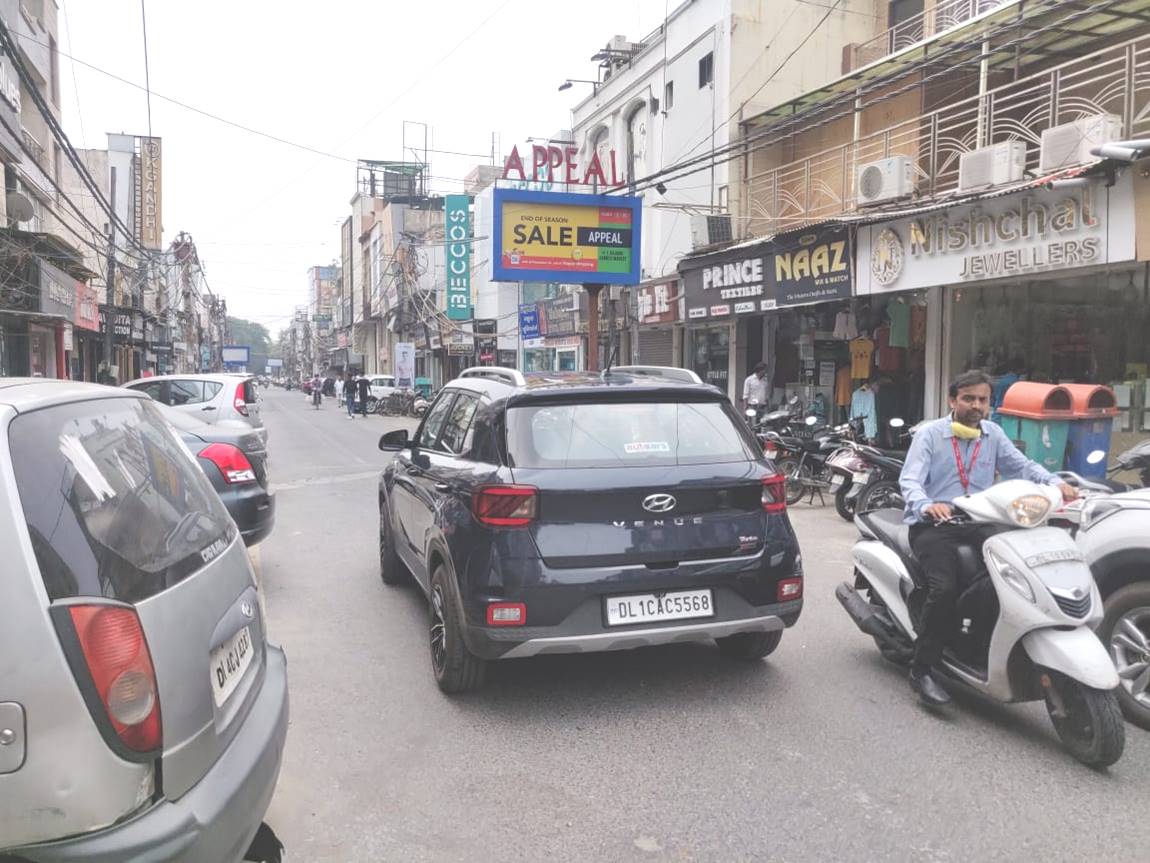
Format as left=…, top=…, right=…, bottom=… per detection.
left=642, top=493, right=677, bottom=513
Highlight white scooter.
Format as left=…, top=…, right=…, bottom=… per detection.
left=837, top=479, right=1125, bottom=767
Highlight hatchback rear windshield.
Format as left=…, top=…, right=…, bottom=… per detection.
left=9, top=397, right=235, bottom=602
left=506, top=401, right=757, bottom=468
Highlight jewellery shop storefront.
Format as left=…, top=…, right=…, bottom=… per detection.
left=857, top=170, right=1144, bottom=450
left=681, top=226, right=915, bottom=436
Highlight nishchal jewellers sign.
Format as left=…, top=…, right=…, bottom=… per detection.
left=857, top=174, right=1135, bottom=294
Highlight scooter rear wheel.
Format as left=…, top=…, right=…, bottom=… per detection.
left=1043, top=670, right=1125, bottom=768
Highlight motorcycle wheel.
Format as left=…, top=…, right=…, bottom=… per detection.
left=1096, top=582, right=1150, bottom=731
left=834, top=488, right=856, bottom=521
left=1043, top=670, right=1125, bottom=767
left=857, top=479, right=902, bottom=514
left=777, top=458, right=808, bottom=506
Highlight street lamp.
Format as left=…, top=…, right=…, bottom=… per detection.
left=558, top=79, right=600, bottom=94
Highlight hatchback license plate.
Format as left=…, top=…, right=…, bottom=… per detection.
left=211, top=626, right=253, bottom=706
left=605, top=589, right=714, bottom=626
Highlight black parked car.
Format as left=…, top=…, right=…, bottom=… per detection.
left=377, top=366, right=803, bottom=693
left=158, top=404, right=276, bottom=546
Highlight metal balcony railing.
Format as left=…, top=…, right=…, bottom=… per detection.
left=744, top=29, right=1149, bottom=235
left=850, top=0, right=1012, bottom=71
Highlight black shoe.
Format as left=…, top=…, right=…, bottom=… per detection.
left=909, top=669, right=951, bottom=706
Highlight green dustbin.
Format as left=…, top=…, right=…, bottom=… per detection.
left=998, top=382, right=1073, bottom=473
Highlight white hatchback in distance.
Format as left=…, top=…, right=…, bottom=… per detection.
left=123, top=373, right=266, bottom=442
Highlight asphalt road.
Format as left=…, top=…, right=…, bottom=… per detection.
left=256, top=387, right=1148, bottom=863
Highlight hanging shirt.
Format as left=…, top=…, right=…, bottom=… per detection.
left=910, top=303, right=927, bottom=348
left=875, top=325, right=904, bottom=372
left=849, top=337, right=875, bottom=379
left=835, top=365, right=852, bottom=407
left=850, top=387, right=877, bottom=440
left=886, top=301, right=911, bottom=348
left=899, top=417, right=1060, bottom=523
left=833, top=309, right=859, bottom=340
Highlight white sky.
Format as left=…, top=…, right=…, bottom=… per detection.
left=58, top=0, right=666, bottom=334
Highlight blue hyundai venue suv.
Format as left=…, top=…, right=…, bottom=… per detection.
left=377, top=366, right=803, bottom=692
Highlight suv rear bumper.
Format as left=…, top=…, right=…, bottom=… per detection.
left=465, top=594, right=803, bottom=660
left=14, top=645, right=289, bottom=863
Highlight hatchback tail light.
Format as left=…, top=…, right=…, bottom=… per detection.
left=473, top=485, right=538, bottom=527
left=233, top=382, right=249, bottom=417
left=200, top=443, right=257, bottom=484
left=762, top=474, right=787, bottom=514
left=59, top=605, right=162, bottom=756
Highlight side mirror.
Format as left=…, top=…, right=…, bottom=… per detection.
left=1087, top=449, right=1107, bottom=465
left=805, top=416, right=818, bottom=426
left=379, top=429, right=410, bottom=452
left=889, top=417, right=905, bottom=429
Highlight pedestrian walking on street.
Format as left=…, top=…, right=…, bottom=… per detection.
left=357, top=374, right=371, bottom=417
left=334, top=375, right=344, bottom=406
left=345, top=373, right=357, bottom=418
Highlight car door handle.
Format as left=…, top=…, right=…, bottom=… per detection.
left=201, top=405, right=217, bottom=411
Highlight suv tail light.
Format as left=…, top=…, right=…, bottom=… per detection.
left=473, top=485, right=538, bottom=527
left=777, top=577, right=803, bottom=602
left=486, top=602, right=527, bottom=626
left=233, top=382, right=249, bottom=417
left=200, top=443, right=257, bottom=483
left=762, top=474, right=786, bottom=514
left=58, top=605, right=162, bottom=756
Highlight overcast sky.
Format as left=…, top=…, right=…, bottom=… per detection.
left=58, top=0, right=665, bottom=334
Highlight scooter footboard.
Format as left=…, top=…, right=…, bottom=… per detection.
left=1022, top=627, right=1120, bottom=691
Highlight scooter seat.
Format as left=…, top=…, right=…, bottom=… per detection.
left=859, top=508, right=920, bottom=574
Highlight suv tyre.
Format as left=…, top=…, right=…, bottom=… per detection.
left=430, top=565, right=487, bottom=693
left=379, top=502, right=406, bottom=586
left=716, top=629, right=782, bottom=661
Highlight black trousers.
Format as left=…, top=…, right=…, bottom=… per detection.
left=908, top=522, right=999, bottom=672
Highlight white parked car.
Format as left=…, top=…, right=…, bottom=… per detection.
left=367, top=375, right=397, bottom=402
left=123, top=373, right=266, bottom=442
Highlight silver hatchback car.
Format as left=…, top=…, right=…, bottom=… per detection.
left=122, top=373, right=266, bottom=443
left=0, top=379, right=288, bottom=862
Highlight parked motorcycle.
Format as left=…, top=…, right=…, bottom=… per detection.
left=771, top=416, right=859, bottom=506
left=1053, top=442, right=1150, bottom=731
left=837, top=480, right=1124, bottom=766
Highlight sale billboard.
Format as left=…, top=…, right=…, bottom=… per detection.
left=492, top=188, right=641, bottom=285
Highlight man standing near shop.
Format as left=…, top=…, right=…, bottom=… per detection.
left=357, top=373, right=371, bottom=418
left=899, top=370, right=1077, bottom=706
left=742, top=362, right=770, bottom=412
left=345, top=372, right=357, bottom=419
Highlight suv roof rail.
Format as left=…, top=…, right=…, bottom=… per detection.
left=610, top=365, right=703, bottom=385
left=459, top=366, right=527, bottom=387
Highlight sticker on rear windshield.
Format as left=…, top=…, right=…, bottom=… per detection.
left=623, top=441, right=671, bottom=455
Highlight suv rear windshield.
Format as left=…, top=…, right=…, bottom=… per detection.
left=506, top=400, right=757, bottom=468
left=9, top=396, right=235, bottom=602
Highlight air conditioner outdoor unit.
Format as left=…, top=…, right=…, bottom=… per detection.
left=958, top=141, right=1027, bottom=192
left=856, top=156, right=914, bottom=206
left=1039, top=114, right=1123, bottom=173
left=690, top=214, right=733, bottom=249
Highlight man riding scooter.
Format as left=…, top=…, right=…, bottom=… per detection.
left=899, top=370, right=1078, bottom=706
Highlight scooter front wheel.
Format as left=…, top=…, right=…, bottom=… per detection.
left=1043, top=670, right=1125, bottom=768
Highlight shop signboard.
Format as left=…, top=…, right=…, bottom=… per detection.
left=492, top=189, right=642, bottom=285
left=130, top=313, right=144, bottom=341
left=767, top=226, right=852, bottom=307
left=98, top=307, right=132, bottom=338
left=74, top=281, right=99, bottom=331
left=540, top=294, right=577, bottom=337
left=137, top=137, right=163, bottom=250
left=222, top=345, right=250, bottom=365
left=445, top=194, right=472, bottom=321
left=856, top=175, right=1136, bottom=294
left=519, top=303, right=541, bottom=340
left=39, top=261, right=75, bottom=319
left=680, top=244, right=768, bottom=321
left=637, top=279, right=678, bottom=325
left=267, top=358, right=284, bottom=369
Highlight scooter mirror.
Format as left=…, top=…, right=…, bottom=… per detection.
left=745, top=409, right=757, bottom=417
left=1087, top=449, right=1107, bottom=465
left=805, top=416, right=818, bottom=426
left=788, top=395, right=799, bottom=406
left=889, top=417, right=905, bottom=429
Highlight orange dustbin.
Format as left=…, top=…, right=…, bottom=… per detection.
left=1063, top=384, right=1118, bottom=478
left=998, top=383, right=1073, bottom=472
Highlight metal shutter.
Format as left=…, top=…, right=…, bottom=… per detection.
left=637, top=328, right=673, bottom=366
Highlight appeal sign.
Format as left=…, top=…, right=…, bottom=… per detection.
left=492, top=189, right=641, bottom=285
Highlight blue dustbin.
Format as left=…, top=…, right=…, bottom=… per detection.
left=1064, top=384, right=1118, bottom=479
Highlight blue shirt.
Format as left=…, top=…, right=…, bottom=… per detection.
left=899, top=416, right=1060, bottom=523
left=850, top=387, right=877, bottom=439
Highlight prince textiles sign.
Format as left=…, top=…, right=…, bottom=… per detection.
left=681, top=225, right=852, bottom=320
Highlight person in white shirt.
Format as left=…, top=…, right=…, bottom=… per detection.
left=742, top=362, right=769, bottom=411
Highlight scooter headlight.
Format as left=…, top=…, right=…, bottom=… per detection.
left=988, top=551, right=1036, bottom=603
left=1008, top=494, right=1051, bottom=527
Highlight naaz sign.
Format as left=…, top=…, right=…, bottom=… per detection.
left=492, top=188, right=642, bottom=285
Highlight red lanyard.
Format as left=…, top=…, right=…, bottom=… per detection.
left=952, top=436, right=983, bottom=495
